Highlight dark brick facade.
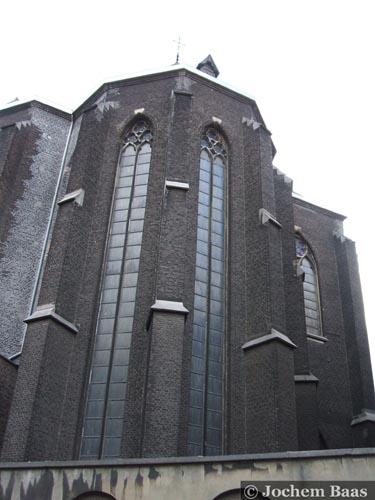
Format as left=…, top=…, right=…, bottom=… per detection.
left=0, top=355, right=17, bottom=446
left=0, top=102, right=71, bottom=357
left=0, top=64, right=374, bottom=463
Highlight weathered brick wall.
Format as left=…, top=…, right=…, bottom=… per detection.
left=0, top=355, right=17, bottom=448
left=274, top=172, right=321, bottom=450
left=0, top=103, right=71, bottom=357
left=7, top=72, right=291, bottom=460
left=1, top=69, right=374, bottom=462
left=293, top=199, right=354, bottom=448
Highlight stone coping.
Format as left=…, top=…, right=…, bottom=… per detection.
left=1, top=448, right=375, bottom=470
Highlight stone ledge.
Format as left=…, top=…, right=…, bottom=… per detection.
left=147, top=300, right=189, bottom=329
left=24, top=304, right=78, bottom=334
left=165, top=180, right=190, bottom=191
left=307, top=333, right=328, bottom=343
left=151, top=300, right=189, bottom=314
left=351, top=410, right=375, bottom=427
left=58, top=188, right=85, bottom=207
left=2, top=447, right=375, bottom=470
left=173, top=90, right=193, bottom=97
left=242, top=329, right=296, bottom=351
left=294, top=374, right=319, bottom=383
left=259, top=208, right=282, bottom=228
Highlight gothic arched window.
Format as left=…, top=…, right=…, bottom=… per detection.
left=296, top=237, right=322, bottom=337
left=187, top=128, right=227, bottom=456
left=80, top=121, right=152, bottom=459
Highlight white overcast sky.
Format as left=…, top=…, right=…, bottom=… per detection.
left=2, top=0, right=375, bottom=362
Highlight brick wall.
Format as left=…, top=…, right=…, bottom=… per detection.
left=0, top=103, right=71, bottom=357
left=1, top=69, right=373, bottom=461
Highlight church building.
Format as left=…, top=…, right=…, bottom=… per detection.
left=0, top=56, right=374, bottom=499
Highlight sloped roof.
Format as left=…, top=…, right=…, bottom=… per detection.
left=0, top=97, right=72, bottom=120
left=1, top=63, right=257, bottom=118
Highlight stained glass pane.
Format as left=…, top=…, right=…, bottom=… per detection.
left=188, top=129, right=226, bottom=456
left=296, top=238, right=322, bottom=337
left=81, top=122, right=152, bottom=459
left=296, top=239, right=308, bottom=257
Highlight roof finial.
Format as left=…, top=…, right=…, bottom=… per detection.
left=196, top=55, right=220, bottom=78
left=173, top=35, right=185, bottom=65
left=7, top=97, right=19, bottom=104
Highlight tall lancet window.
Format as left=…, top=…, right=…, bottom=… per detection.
left=81, top=121, right=152, bottom=459
left=296, top=237, right=322, bottom=337
left=187, top=128, right=227, bottom=456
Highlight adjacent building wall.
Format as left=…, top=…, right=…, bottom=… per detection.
left=1, top=450, right=375, bottom=500
left=293, top=198, right=364, bottom=448
left=0, top=102, right=71, bottom=357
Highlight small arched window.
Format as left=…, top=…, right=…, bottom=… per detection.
left=296, top=237, right=322, bottom=337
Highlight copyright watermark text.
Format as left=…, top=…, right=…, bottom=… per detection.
left=241, top=481, right=373, bottom=499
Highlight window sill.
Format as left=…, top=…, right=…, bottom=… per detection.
left=307, top=333, right=328, bottom=343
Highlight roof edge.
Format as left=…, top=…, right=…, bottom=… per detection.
left=293, top=195, right=346, bottom=221
left=0, top=98, right=72, bottom=121
left=0, top=448, right=374, bottom=470
left=73, top=63, right=258, bottom=118
left=1, top=64, right=259, bottom=124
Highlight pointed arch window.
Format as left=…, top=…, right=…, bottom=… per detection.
left=296, top=237, right=322, bottom=337
left=80, top=121, right=152, bottom=459
left=187, top=128, right=227, bottom=456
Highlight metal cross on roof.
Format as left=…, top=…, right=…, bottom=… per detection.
left=173, top=35, right=185, bottom=64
